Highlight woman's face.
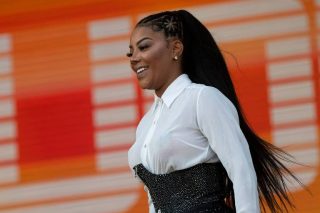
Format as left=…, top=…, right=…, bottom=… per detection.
left=128, top=26, right=182, bottom=96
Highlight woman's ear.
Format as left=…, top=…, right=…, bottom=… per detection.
left=171, top=39, right=183, bottom=59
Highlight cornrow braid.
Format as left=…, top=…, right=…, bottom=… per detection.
left=137, top=12, right=183, bottom=40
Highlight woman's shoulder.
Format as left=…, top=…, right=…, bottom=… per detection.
left=183, top=83, right=224, bottom=105
left=188, top=83, right=224, bottom=99
left=190, top=83, right=238, bottom=115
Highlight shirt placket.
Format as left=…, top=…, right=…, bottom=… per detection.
left=141, top=98, right=163, bottom=166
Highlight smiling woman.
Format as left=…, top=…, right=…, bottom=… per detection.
left=128, top=26, right=183, bottom=97
left=127, top=10, right=303, bottom=213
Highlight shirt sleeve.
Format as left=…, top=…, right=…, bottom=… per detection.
left=196, top=86, right=260, bottom=213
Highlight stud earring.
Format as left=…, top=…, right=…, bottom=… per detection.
left=173, top=56, right=178, bottom=60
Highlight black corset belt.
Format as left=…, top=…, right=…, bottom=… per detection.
left=134, top=163, right=235, bottom=213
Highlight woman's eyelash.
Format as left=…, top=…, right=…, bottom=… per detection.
left=126, top=44, right=149, bottom=57
left=139, top=45, right=149, bottom=50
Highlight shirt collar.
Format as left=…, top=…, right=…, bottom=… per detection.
left=154, top=74, right=192, bottom=108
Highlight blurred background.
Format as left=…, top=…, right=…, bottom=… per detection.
left=0, top=0, right=319, bottom=212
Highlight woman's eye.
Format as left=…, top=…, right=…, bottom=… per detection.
left=126, top=44, right=150, bottom=57
left=139, top=45, right=149, bottom=51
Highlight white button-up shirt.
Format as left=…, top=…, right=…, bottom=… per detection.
left=128, top=74, right=260, bottom=213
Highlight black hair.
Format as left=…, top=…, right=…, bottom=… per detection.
left=136, top=10, right=304, bottom=213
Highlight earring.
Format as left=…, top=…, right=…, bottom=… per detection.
left=173, top=56, right=178, bottom=60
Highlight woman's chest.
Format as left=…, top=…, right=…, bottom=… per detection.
left=137, top=104, right=209, bottom=167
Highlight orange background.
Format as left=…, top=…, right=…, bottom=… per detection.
left=0, top=0, right=319, bottom=212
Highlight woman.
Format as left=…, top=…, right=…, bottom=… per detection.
left=127, top=10, right=300, bottom=213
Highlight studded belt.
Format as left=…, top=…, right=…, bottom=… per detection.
left=134, top=163, right=235, bottom=213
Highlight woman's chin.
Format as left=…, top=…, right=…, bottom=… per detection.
left=138, top=80, right=152, bottom=90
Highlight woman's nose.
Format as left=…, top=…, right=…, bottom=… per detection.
left=130, top=52, right=140, bottom=64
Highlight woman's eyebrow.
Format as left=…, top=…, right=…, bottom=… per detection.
left=129, top=37, right=152, bottom=48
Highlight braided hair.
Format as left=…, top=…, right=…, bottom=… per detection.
left=136, top=10, right=304, bottom=213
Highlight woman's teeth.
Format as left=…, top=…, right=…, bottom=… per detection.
left=137, top=67, right=147, bottom=74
